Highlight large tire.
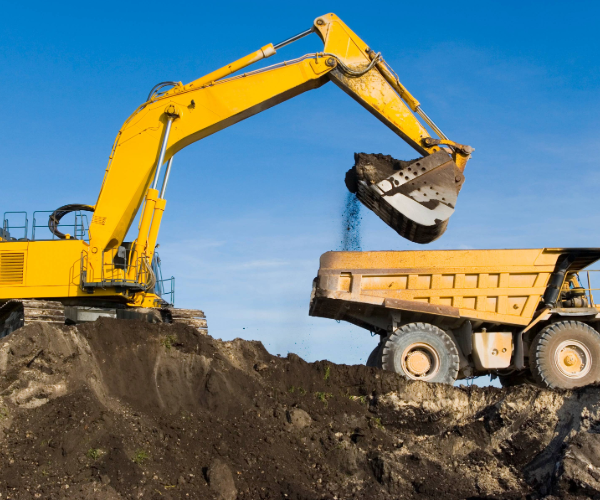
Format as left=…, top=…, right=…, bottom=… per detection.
left=530, top=321, right=600, bottom=389
left=366, top=340, right=384, bottom=368
left=381, top=323, right=459, bottom=384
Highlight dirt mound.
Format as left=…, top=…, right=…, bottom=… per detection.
left=0, top=320, right=599, bottom=499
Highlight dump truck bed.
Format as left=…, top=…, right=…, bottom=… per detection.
left=310, top=248, right=600, bottom=330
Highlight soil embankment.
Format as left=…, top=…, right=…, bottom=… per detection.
left=0, top=320, right=598, bottom=499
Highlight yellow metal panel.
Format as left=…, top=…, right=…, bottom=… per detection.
left=339, top=274, right=351, bottom=292
left=486, top=297, right=498, bottom=313
left=508, top=273, right=537, bottom=288
left=0, top=252, right=25, bottom=285
left=408, top=275, right=419, bottom=290
left=508, top=296, right=527, bottom=312
left=361, top=275, right=408, bottom=290
left=522, top=294, right=540, bottom=319
left=479, top=274, right=489, bottom=289
left=465, top=274, right=478, bottom=288
left=441, top=275, right=455, bottom=288
left=472, top=331, right=513, bottom=369
left=362, top=286, right=547, bottom=300
left=318, top=249, right=577, bottom=326
left=319, top=249, right=563, bottom=270
left=476, top=296, right=486, bottom=311
left=416, top=275, right=432, bottom=289
left=0, top=240, right=129, bottom=302
left=463, top=297, right=476, bottom=309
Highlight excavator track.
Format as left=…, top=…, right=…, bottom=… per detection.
left=0, top=300, right=208, bottom=337
left=0, top=300, right=65, bottom=338
left=167, top=308, right=208, bottom=334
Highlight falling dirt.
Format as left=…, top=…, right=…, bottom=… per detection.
left=0, top=320, right=599, bottom=499
left=341, top=193, right=362, bottom=252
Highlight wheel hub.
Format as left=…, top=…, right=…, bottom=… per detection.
left=564, top=353, right=577, bottom=367
left=400, top=342, right=441, bottom=381
left=406, top=351, right=431, bottom=376
left=554, top=340, right=592, bottom=379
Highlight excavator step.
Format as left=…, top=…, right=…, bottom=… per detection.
left=346, top=151, right=465, bottom=244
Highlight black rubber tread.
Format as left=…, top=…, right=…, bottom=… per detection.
left=380, top=322, right=459, bottom=384
left=366, top=340, right=384, bottom=368
left=529, top=320, right=600, bottom=389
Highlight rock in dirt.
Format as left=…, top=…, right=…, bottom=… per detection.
left=206, top=459, right=237, bottom=500
left=0, top=319, right=599, bottom=499
left=286, top=408, right=312, bottom=429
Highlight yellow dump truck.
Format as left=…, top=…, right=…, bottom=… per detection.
left=309, top=248, right=600, bottom=389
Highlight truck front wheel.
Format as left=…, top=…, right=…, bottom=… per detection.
left=530, top=321, right=600, bottom=389
left=381, top=322, right=459, bottom=384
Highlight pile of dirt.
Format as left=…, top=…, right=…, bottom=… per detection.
left=0, top=320, right=599, bottom=499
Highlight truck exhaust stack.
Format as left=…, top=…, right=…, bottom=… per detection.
left=346, top=151, right=465, bottom=244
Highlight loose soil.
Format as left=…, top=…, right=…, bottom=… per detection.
left=0, top=320, right=599, bottom=499
left=341, top=193, right=362, bottom=252
left=345, top=153, right=419, bottom=193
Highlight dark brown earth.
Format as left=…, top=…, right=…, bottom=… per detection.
left=345, top=153, right=417, bottom=194
left=0, top=320, right=599, bottom=499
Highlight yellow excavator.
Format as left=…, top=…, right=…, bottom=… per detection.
left=0, top=13, right=472, bottom=334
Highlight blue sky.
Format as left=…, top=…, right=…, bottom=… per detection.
left=1, top=1, right=599, bottom=377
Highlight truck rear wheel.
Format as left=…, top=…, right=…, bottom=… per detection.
left=381, top=323, right=459, bottom=384
left=530, top=321, right=600, bottom=389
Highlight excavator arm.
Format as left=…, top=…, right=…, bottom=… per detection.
left=80, top=13, right=472, bottom=300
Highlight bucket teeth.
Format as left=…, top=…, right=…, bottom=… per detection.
left=346, top=151, right=465, bottom=244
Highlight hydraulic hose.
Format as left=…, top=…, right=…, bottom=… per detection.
left=543, top=253, right=578, bottom=307
left=48, top=204, right=95, bottom=240
left=143, top=256, right=157, bottom=291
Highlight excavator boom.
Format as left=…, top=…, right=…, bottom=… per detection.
left=0, top=13, right=473, bottom=312
left=92, top=13, right=472, bottom=257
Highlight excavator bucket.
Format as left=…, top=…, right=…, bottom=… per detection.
left=345, top=151, right=465, bottom=244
